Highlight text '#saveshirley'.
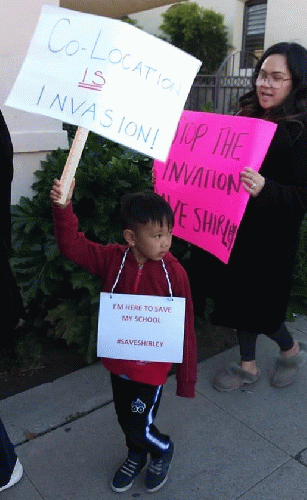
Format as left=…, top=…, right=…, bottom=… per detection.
left=117, top=339, right=164, bottom=347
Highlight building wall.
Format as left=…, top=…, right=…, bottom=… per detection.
left=232, top=0, right=245, bottom=54
left=1, top=0, right=69, bottom=204
left=265, top=0, right=307, bottom=49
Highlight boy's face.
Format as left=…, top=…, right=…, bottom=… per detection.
left=128, top=220, right=172, bottom=265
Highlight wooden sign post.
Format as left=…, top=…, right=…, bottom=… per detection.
left=59, top=127, right=89, bottom=205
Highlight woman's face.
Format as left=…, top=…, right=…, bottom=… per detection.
left=256, top=54, right=293, bottom=110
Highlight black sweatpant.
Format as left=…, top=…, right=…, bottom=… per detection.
left=237, top=322, right=294, bottom=362
left=110, top=373, right=170, bottom=458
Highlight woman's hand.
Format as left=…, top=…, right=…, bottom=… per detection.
left=240, top=167, right=265, bottom=197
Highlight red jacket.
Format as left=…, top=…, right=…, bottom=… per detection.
left=53, top=203, right=197, bottom=397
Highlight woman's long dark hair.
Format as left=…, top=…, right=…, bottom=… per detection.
left=238, top=42, right=307, bottom=124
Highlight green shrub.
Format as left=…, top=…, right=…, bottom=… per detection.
left=202, top=102, right=214, bottom=113
left=159, top=1, right=230, bottom=74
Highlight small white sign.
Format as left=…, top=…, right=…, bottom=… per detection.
left=97, top=292, right=186, bottom=362
left=5, top=5, right=201, bottom=161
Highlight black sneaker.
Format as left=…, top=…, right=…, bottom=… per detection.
left=111, top=451, right=147, bottom=493
left=145, top=441, right=174, bottom=493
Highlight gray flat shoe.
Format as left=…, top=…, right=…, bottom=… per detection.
left=212, top=362, right=261, bottom=392
left=271, top=341, right=307, bottom=388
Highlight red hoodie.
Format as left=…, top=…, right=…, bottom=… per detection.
left=53, top=203, right=197, bottom=397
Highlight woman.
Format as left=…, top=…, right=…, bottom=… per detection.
left=188, top=42, right=307, bottom=391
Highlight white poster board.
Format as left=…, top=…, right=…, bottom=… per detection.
left=97, top=293, right=186, bottom=362
left=5, top=5, right=201, bottom=161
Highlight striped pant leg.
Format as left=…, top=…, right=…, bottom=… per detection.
left=110, top=374, right=170, bottom=457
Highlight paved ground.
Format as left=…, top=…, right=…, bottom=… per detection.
left=1, top=316, right=307, bottom=499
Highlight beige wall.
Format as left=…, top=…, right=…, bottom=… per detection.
left=265, top=0, right=307, bottom=49
left=1, top=0, right=69, bottom=204
left=232, top=0, right=245, bottom=53
left=60, top=0, right=182, bottom=18
left=130, top=5, right=172, bottom=36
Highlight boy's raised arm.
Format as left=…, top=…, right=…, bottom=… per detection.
left=51, top=176, right=107, bottom=277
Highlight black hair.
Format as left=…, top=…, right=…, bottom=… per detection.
left=238, top=42, right=307, bottom=124
left=120, top=191, right=174, bottom=231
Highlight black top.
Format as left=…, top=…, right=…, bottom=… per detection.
left=1, top=109, right=26, bottom=327
left=0, top=109, right=14, bottom=251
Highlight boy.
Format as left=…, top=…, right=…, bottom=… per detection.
left=50, top=179, right=197, bottom=493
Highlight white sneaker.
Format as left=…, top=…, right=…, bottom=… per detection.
left=0, top=458, right=23, bottom=492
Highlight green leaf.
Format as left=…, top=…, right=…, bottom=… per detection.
left=71, top=269, right=101, bottom=296
left=159, top=2, right=231, bottom=73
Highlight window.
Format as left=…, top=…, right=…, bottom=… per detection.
left=242, top=0, right=267, bottom=67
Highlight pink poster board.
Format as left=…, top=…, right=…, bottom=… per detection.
left=154, top=110, right=277, bottom=263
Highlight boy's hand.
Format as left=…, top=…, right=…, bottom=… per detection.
left=50, top=178, right=75, bottom=208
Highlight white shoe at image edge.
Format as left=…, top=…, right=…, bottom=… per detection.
left=0, top=458, right=23, bottom=492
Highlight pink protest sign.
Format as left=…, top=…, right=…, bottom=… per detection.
left=154, top=110, right=277, bottom=263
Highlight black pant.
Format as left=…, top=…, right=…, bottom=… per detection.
left=110, top=374, right=170, bottom=458
left=237, top=323, right=294, bottom=361
left=0, top=418, right=17, bottom=487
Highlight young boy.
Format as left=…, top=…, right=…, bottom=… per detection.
left=50, top=179, right=197, bottom=494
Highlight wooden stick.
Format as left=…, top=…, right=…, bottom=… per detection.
left=59, top=126, right=89, bottom=204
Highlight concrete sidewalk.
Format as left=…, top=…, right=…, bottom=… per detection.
left=1, top=317, right=307, bottom=499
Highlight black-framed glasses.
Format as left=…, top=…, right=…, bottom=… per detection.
left=255, top=71, right=292, bottom=89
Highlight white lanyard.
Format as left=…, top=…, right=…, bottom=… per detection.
left=110, top=248, right=173, bottom=299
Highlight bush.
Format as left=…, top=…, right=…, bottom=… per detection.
left=159, top=1, right=230, bottom=74
left=10, top=128, right=153, bottom=364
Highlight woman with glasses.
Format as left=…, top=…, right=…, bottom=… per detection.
left=188, top=42, right=307, bottom=391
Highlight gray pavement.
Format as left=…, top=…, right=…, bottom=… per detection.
left=1, top=316, right=307, bottom=499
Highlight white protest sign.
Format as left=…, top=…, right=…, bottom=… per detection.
left=5, top=5, right=201, bottom=162
left=97, top=293, right=186, bottom=362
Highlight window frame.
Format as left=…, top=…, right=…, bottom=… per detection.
left=241, top=0, right=267, bottom=68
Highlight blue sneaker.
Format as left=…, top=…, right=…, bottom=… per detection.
left=145, top=441, right=174, bottom=493
left=111, top=451, right=147, bottom=492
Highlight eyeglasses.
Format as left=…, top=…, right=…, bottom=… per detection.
left=255, top=71, right=292, bottom=89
